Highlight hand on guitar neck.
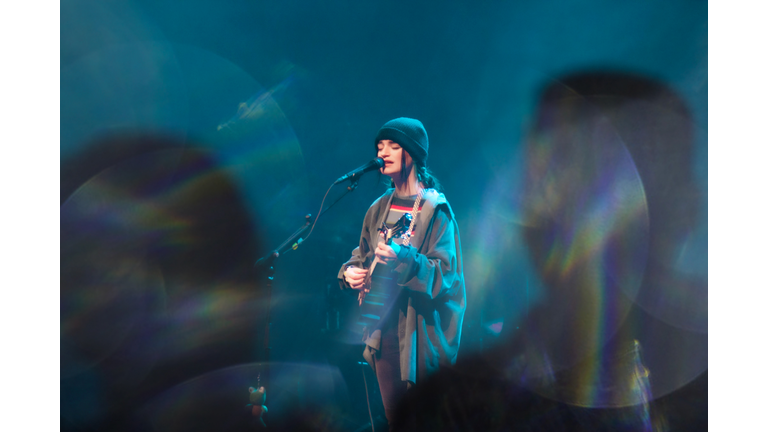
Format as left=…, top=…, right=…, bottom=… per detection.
left=344, top=231, right=399, bottom=305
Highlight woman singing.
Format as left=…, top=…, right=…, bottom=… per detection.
left=338, top=117, right=466, bottom=427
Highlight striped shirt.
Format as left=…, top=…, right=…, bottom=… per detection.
left=384, top=194, right=423, bottom=245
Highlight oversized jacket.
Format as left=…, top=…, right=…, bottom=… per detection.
left=338, top=188, right=466, bottom=385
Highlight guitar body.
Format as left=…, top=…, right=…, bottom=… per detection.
left=357, top=262, right=399, bottom=334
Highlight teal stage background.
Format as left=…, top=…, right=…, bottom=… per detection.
left=60, top=1, right=707, bottom=430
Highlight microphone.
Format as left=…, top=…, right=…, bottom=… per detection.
left=334, top=158, right=385, bottom=184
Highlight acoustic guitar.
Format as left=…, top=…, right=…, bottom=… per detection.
left=356, top=213, right=413, bottom=334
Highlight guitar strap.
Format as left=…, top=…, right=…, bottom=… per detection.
left=401, top=188, right=423, bottom=246
left=409, top=188, right=445, bottom=253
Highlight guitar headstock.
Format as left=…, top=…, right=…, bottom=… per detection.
left=381, top=213, right=413, bottom=245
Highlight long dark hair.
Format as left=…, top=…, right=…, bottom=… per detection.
left=384, top=150, right=442, bottom=192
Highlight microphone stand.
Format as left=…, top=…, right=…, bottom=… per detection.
left=251, top=178, right=363, bottom=425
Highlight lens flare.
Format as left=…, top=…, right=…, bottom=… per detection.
left=510, top=92, right=652, bottom=408
left=495, top=80, right=708, bottom=409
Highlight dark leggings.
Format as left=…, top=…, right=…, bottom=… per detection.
left=374, top=324, right=408, bottom=427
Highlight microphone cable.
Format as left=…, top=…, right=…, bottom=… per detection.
left=361, top=361, right=375, bottom=432
left=299, top=181, right=334, bottom=245
left=301, top=177, right=362, bottom=245
left=302, top=157, right=383, bottom=246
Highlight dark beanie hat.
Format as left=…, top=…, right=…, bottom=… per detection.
left=374, top=117, right=429, bottom=165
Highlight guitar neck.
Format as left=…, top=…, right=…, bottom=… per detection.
left=368, top=255, right=383, bottom=277
left=366, top=218, right=404, bottom=281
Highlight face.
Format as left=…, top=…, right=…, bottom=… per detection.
left=377, top=140, right=413, bottom=178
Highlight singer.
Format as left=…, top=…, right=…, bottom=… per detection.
left=338, top=117, right=466, bottom=429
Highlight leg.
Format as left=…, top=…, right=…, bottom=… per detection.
left=374, top=326, right=408, bottom=429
